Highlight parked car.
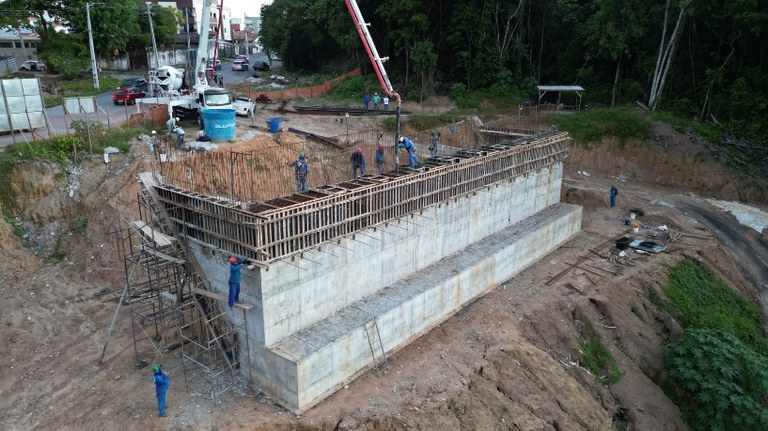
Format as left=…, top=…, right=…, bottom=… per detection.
left=233, top=96, right=255, bottom=116
left=117, top=78, right=147, bottom=90
left=19, top=60, right=46, bottom=72
left=208, top=59, right=222, bottom=70
left=252, top=61, right=270, bottom=71
left=231, top=59, right=249, bottom=71
left=112, top=87, right=147, bottom=105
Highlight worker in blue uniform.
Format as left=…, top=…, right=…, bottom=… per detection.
left=228, top=256, right=244, bottom=308
left=152, top=364, right=169, bottom=417
left=398, top=136, right=420, bottom=168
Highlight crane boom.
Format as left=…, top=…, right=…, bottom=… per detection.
left=344, top=0, right=401, bottom=106
left=194, top=0, right=214, bottom=87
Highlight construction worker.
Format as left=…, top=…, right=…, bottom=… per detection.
left=398, top=136, right=420, bottom=168
left=228, top=256, right=244, bottom=308
left=372, top=92, right=381, bottom=111
left=362, top=93, right=371, bottom=112
left=152, top=364, right=169, bottom=417
left=375, top=143, right=386, bottom=174
left=350, top=146, right=366, bottom=179
left=610, top=185, right=618, bottom=207
left=173, top=126, right=185, bottom=148
left=429, top=130, right=440, bottom=157
left=287, top=151, right=309, bottom=192
left=383, top=96, right=389, bottom=111
left=166, top=116, right=179, bottom=136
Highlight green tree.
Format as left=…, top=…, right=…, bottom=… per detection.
left=583, top=0, right=649, bottom=106
left=129, top=4, right=180, bottom=52
left=61, top=0, right=140, bottom=58
left=410, top=40, right=437, bottom=102
left=666, top=329, right=768, bottom=430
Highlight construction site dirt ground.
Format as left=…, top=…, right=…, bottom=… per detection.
left=1, top=100, right=767, bottom=431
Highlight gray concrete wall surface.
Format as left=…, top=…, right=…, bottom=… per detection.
left=257, top=163, right=563, bottom=347
left=267, top=203, right=582, bottom=409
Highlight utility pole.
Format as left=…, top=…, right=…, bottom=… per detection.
left=185, top=8, right=192, bottom=79
left=86, top=2, right=100, bottom=90
left=17, top=28, right=27, bottom=62
left=146, top=3, right=160, bottom=70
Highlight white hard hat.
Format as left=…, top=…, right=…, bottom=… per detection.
left=175, top=117, right=179, bottom=122
left=398, top=136, right=404, bottom=143
left=151, top=130, right=156, bottom=134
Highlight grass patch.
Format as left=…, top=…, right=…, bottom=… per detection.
left=651, top=110, right=723, bottom=145
left=44, top=76, right=122, bottom=108
left=578, top=326, right=623, bottom=385
left=554, top=107, right=652, bottom=147
left=660, top=259, right=767, bottom=354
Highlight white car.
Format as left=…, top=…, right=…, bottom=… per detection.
left=20, top=60, right=46, bottom=72
left=233, top=96, right=255, bottom=116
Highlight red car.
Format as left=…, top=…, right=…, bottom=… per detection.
left=112, top=87, right=147, bottom=105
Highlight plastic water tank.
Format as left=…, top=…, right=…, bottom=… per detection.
left=267, top=117, right=281, bottom=133
left=201, top=108, right=236, bottom=142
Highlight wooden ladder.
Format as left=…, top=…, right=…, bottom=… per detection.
left=364, top=318, right=387, bottom=372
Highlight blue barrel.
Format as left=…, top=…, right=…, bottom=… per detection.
left=201, top=108, right=236, bottom=142
left=267, top=117, right=281, bottom=133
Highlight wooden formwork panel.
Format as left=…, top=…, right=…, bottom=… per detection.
left=154, top=132, right=569, bottom=264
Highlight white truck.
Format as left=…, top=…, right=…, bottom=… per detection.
left=233, top=96, right=255, bottom=116
left=165, top=0, right=233, bottom=128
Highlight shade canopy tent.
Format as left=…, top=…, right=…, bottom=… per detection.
left=537, top=85, right=584, bottom=110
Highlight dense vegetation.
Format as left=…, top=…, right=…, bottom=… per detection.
left=256, top=0, right=766, bottom=150
left=655, top=260, right=768, bottom=429
left=0, top=0, right=180, bottom=78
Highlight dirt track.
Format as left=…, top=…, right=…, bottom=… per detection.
left=1, top=106, right=767, bottom=430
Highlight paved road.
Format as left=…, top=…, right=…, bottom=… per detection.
left=0, top=54, right=281, bottom=148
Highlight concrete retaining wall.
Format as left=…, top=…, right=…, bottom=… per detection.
left=257, top=163, right=563, bottom=346
left=187, top=162, right=580, bottom=410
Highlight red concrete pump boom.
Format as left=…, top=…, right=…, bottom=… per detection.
left=344, top=0, right=402, bottom=106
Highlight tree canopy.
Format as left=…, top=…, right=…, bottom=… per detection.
left=258, top=0, right=768, bottom=145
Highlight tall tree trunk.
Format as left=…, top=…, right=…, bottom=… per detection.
left=648, top=0, right=693, bottom=111
left=611, top=56, right=621, bottom=107
left=700, top=39, right=736, bottom=120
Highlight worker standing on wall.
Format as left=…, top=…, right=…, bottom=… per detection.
left=287, top=152, right=309, bottom=192
left=350, top=146, right=366, bottom=179
left=429, top=130, right=440, bottom=157
left=398, top=136, right=420, bottom=168
left=610, top=185, right=619, bottom=208
left=228, top=256, right=244, bottom=308
left=375, top=143, right=386, bottom=174
left=152, top=364, right=169, bottom=417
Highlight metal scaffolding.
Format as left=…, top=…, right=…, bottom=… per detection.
left=111, top=173, right=253, bottom=402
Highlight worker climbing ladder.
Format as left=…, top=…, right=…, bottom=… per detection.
left=364, top=318, right=387, bottom=372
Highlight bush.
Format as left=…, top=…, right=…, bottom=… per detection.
left=326, top=75, right=379, bottom=101
left=666, top=329, right=768, bottom=430
left=449, top=83, right=479, bottom=109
